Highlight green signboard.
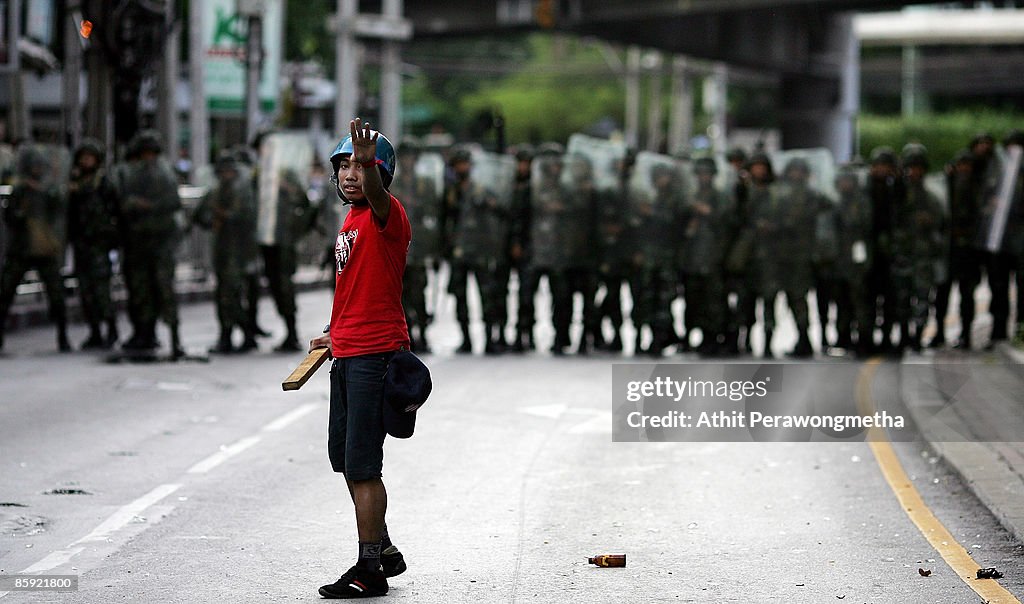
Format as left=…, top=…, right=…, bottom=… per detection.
left=203, top=0, right=282, bottom=113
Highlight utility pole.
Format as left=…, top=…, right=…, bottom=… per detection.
left=335, top=0, right=359, bottom=134
left=63, top=1, right=84, bottom=149
left=189, top=0, right=209, bottom=176
left=624, top=46, right=641, bottom=150
left=709, top=62, right=728, bottom=154
left=156, top=0, right=178, bottom=157
left=645, top=51, right=664, bottom=152
left=7, top=0, right=29, bottom=141
left=239, top=0, right=265, bottom=143
left=380, top=0, right=403, bottom=139
left=667, top=56, right=693, bottom=156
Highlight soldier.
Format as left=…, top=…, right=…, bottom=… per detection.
left=509, top=146, right=535, bottom=352
left=193, top=152, right=258, bottom=353
left=758, top=157, right=826, bottom=358
left=558, top=153, right=601, bottom=355
left=594, top=149, right=635, bottom=353
left=446, top=149, right=511, bottom=354
left=67, top=139, right=120, bottom=349
left=523, top=144, right=570, bottom=354
left=721, top=149, right=754, bottom=356
left=680, top=157, right=731, bottom=356
left=626, top=159, right=682, bottom=357
left=932, top=149, right=981, bottom=349
left=113, top=130, right=183, bottom=356
left=832, top=167, right=874, bottom=356
left=891, top=144, right=946, bottom=352
left=865, top=147, right=901, bottom=353
left=738, top=152, right=776, bottom=356
left=0, top=147, right=70, bottom=352
left=973, top=132, right=1013, bottom=347
left=391, top=140, right=442, bottom=353
left=259, top=166, right=317, bottom=352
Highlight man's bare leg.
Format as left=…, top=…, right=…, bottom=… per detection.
left=347, top=478, right=387, bottom=543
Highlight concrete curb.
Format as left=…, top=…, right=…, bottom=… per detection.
left=900, top=350, right=1024, bottom=544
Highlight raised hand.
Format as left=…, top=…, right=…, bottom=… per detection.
left=349, top=118, right=379, bottom=166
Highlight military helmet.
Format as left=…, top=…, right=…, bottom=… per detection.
left=535, top=142, right=565, bottom=157
left=513, top=144, right=535, bottom=162
left=784, top=157, right=811, bottom=177
left=329, top=128, right=398, bottom=190
left=726, top=147, right=747, bottom=163
left=693, top=157, right=717, bottom=175
left=74, top=138, right=105, bottom=165
left=130, top=129, right=163, bottom=155
left=834, top=165, right=859, bottom=187
left=970, top=132, right=995, bottom=148
left=448, top=145, right=472, bottom=166
left=901, top=143, right=929, bottom=170
left=746, top=151, right=772, bottom=170
left=214, top=151, right=239, bottom=174
left=953, top=148, right=973, bottom=164
left=869, top=146, right=897, bottom=167
left=1003, top=129, right=1024, bottom=148
left=17, top=146, right=50, bottom=179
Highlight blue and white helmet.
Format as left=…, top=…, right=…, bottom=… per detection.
left=329, top=129, right=397, bottom=199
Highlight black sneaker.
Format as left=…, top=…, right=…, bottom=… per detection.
left=319, top=565, right=388, bottom=599
left=380, top=546, right=407, bottom=578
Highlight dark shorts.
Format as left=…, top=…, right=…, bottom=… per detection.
left=328, top=352, right=396, bottom=480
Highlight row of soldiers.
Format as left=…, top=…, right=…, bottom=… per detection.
left=0, top=131, right=319, bottom=356
left=394, top=130, right=1024, bottom=357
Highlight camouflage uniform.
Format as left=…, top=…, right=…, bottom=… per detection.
left=193, top=154, right=258, bottom=353
left=67, top=140, right=120, bottom=348
left=0, top=148, right=70, bottom=351
left=113, top=131, right=183, bottom=354
left=626, top=163, right=682, bottom=357
left=723, top=154, right=764, bottom=355
left=679, top=158, right=731, bottom=355
left=391, top=147, right=442, bottom=353
left=557, top=154, right=601, bottom=355
left=447, top=174, right=510, bottom=354
left=832, top=169, right=874, bottom=355
left=933, top=149, right=982, bottom=349
left=754, top=159, right=827, bottom=357
left=866, top=147, right=901, bottom=351
left=509, top=147, right=535, bottom=352
left=259, top=168, right=316, bottom=351
left=594, top=151, right=634, bottom=353
left=891, top=146, right=946, bottom=350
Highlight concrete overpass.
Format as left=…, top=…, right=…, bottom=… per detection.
left=392, top=0, right=954, bottom=159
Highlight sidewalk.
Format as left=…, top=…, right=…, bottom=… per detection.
left=902, top=344, right=1024, bottom=543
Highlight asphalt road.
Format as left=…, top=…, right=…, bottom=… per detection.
left=1, top=287, right=1022, bottom=603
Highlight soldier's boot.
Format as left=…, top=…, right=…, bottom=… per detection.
left=677, top=329, right=692, bottom=353
left=910, top=323, right=924, bottom=352
left=763, top=328, right=774, bottom=359
left=723, top=329, right=740, bottom=357
left=928, top=325, right=946, bottom=349
left=81, top=323, right=105, bottom=350
left=209, top=328, right=235, bottom=354
left=238, top=326, right=258, bottom=353
left=836, top=325, right=853, bottom=351
left=417, top=321, right=432, bottom=354
left=170, top=325, right=186, bottom=359
left=608, top=329, right=623, bottom=353
left=484, top=324, right=505, bottom=355
left=456, top=323, right=473, bottom=354
left=56, top=318, right=71, bottom=353
left=696, top=334, right=717, bottom=357
left=577, top=331, right=591, bottom=356
left=633, top=332, right=645, bottom=357
left=818, top=321, right=829, bottom=352
left=744, top=326, right=756, bottom=355
left=104, top=318, right=119, bottom=349
left=275, top=316, right=302, bottom=352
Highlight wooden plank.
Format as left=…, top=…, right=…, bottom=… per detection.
left=282, top=347, right=331, bottom=391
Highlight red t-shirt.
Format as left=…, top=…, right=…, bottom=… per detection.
left=330, top=194, right=412, bottom=358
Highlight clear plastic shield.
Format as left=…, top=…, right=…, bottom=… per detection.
left=771, top=147, right=837, bottom=199
left=628, top=151, right=686, bottom=208
left=256, top=131, right=314, bottom=245
left=16, top=144, right=71, bottom=195
left=469, top=149, right=515, bottom=208
left=414, top=152, right=446, bottom=201
left=566, top=133, right=627, bottom=194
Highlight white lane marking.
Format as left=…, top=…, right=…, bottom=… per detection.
left=75, top=483, right=182, bottom=544
left=186, top=436, right=262, bottom=474
left=19, top=546, right=85, bottom=574
left=262, top=402, right=320, bottom=432
left=521, top=404, right=568, bottom=419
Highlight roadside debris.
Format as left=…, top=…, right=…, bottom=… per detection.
left=918, top=568, right=931, bottom=577
left=588, top=554, right=626, bottom=568
left=976, top=568, right=1003, bottom=580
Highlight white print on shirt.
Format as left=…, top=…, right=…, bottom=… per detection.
left=335, top=229, right=358, bottom=274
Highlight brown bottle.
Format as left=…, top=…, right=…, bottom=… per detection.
left=588, top=554, right=626, bottom=568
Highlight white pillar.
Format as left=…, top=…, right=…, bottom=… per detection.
left=645, top=52, right=664, bottom=152
left=710, top=63, right=728, bottom=155
left=157, top=0, right=179, bottom=156
left=63, top=1, right=83, bottom=148
left=667, top=56, right=693, bottom=156
left=624, top=46, right=641, bottom=149
left=380, top=0, right=403, bottom=140
left=335, top=0, right=360, bottom=134
left=189, top=0, right=209, bottom=176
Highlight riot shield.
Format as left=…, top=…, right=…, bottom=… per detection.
left=566, top=133, right=627, bottom=194
left=628, top=151, right=686, bottom=209
left=256, top=131, right=314, bottom=245
left=771, top=147, right=837, bottom=199
left=414, top=152, right=446, bottom=201
left=469, top=149, right=515, bottom=208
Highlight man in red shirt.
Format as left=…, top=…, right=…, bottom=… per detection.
left=310, top=119, right=411, bottom=598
